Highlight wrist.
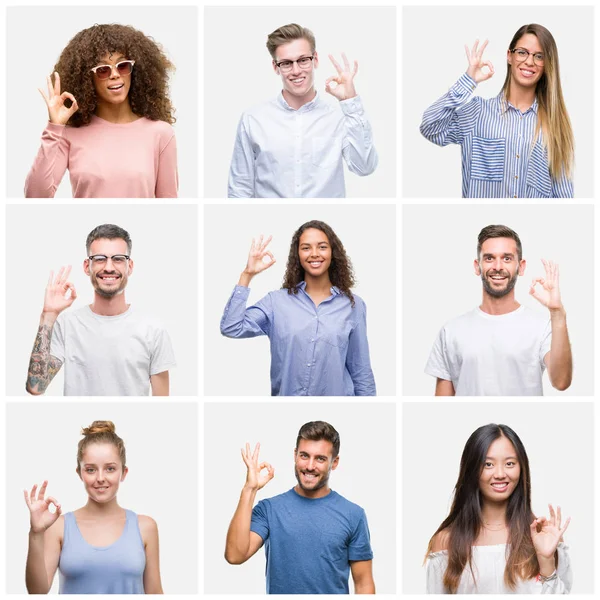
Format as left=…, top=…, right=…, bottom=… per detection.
left=29, top=527, right=46, bottom=538
left=549, top=305, right=566, bottom=318
left=537, top=554, right=556, bottom=577
left=39, top=311, right=59, bottom=325
left=238, top=271, right=254, bottom=287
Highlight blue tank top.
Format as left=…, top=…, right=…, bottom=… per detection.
left=59, top=509, right=146, bottom=594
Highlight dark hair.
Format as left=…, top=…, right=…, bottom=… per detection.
left=477, top=224, right=523, bottom=262
left=77, top=420, right=126, bottom=474
left=86, top=224, right=132, bottom=254
left=266, top=23, right=316, bottom=60
left=53, top=23, right=175, bottom=127
left=296, top=421, right=340, bottom=459
left=426, top=424, right=540, bottom=592
left=282, top=220, right=356, bottom=307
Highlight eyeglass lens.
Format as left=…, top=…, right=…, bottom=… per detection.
left=95, top=62, right=133, bottom=79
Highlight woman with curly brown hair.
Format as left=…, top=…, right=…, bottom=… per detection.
left=25, top=24, right=177, bottom=198
left=220, top=220, right=376, bottom=396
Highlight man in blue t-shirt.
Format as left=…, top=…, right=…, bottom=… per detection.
left=225, top=421, right=375, bottom=594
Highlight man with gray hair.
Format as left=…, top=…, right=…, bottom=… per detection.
left=25, top=224, right=175, bottom=396
left=228, top=23, right=378, bottom=198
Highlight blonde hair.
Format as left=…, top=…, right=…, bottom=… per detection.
left=502, top=24, right=574, bottom=181
left=266, top=23, right=316, bottom=60
left=76, top=420, right=126, bottom=474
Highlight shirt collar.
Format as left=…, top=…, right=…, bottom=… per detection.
left=295, top=280, right=340, bottom=295
left=276, top=90, right=320, bottom=113
left=497, top=92, right=538, bottom=116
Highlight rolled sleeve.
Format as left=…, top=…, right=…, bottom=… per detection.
left=345, top=299, right=376, bottom=396
left=340, top=95, right=378, bottom=176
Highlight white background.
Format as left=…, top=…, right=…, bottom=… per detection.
left=5, top=204, right=198, bottom=396
left=204, top=401, right=396, bottom=594
left=204, top=203, right=396, bottom=396
left=402, top=6, right=594, bottom=198
left=5, top=401, right=198, bottom=594
left=6, top=5, right=199, bottom=198
left=203, top=6, right=397, bottom=198
left=402, top=401, right=594, bottom=594
left=402, top=203, right=594, bottom=396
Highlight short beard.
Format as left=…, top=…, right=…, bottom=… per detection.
left=91, top=275, right=126, bottom=299
left=294, top=465, right=329, bottom=493
left=481, top=270, right=518, bottom=298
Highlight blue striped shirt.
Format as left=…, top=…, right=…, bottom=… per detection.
left=420, top=73, right=573, bottom=198
left=220, top=282, right=376, bottom=396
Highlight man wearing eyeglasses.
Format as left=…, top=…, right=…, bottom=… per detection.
left=25, top=224, right=175, bottom=396
left=227, top=23, right=378, bottom=198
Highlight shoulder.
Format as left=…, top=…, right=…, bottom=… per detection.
left=329, top=491, right=367, bottom=517
left=441, top=308, right=479, bottom=330
left=127, top=308, right=169, bottom=331
left=349, top=293, right=366, bottom=310
left=521, top=306, right=551, bottom=326
left=48, top=514, right=66, bottom=543
left=136, top=514, right=159, bottom=543
left=139, top=117, right=174, bottom=135
left=240, top=98, right=277, bottom=119
left=430, top=528, right=451, bottom=553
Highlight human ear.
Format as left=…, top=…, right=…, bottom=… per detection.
left=83, top=259, right=90, bottom=276
left=272, top=60, right=279, bottom=75
left=331, top=455, right=340, bottom=471
left=518, top=259, right=526, bottom=276
left=313, top=51, right=319, bottom=69
left=128, top=258, right=134, bottom=276
left=121, top=466, right=129, bottom=482
left=473, top=258, right=481, bottom=276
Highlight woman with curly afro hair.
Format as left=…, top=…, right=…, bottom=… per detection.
left=25, top=24, right=178, bottom=198
left=220, top=220, right=376, bottom=396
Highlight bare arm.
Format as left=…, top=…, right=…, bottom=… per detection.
left=544, top=308, right=572, bottom=391
left=434, top=378, right=455, bottom=396
left=350, top=560, right=375, bottom=594
left=150, top=371, right=170, bottom=396
left=139, top=515, right=163, bottom=594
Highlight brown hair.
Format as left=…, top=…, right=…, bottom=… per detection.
left=502, top=24, right=574, bottom=181
left=76, top=420, right=126, bottom=474
left=282, top=220, right=356, bottom=307
left=266, top=23, right=316, bottom=60
left=296, top=421, right=340, bottom=458
left=53, top=23, right=175, bottom=127
left=477, top=224, right=522, bottom=262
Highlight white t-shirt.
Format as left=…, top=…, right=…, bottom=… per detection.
left=51, top=305, right=176, bottom=396
left=425, top=306, right=552, bottom=396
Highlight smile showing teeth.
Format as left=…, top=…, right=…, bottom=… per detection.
left=491, top=482, right=509, bottom=491
left=108, top=84, right=124, bottom=90
left=519, top=69, right=535, bottom=76
left=309, top=261, right=322, bottom=267
left=291, top=78, right=305, bottom=83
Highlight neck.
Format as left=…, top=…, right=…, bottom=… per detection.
left=294, top=484, right=331, bottom=499
left=507, top=80, right=537, bottom=112
left=481, top=499, right=508, bottom=525
left=95, top=99, right=138, bottom=124
left=90, top=292, right=129, bottom=316
left=282, top=86, right=316, bottom=111
left=480, top=291, right=520, bottom=315
left=82, top=496, right=122, bottom=516
left=304, top=273, right=333, bottom=296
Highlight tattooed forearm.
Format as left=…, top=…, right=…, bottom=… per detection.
left=26, top=324, right=63, bottom=395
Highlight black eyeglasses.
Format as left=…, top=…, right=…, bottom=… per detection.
left=510, top=48, right=545, bottom=65
left=275, top=55, right=315, bottom=73
left=88, top=254, right=130, bottom=265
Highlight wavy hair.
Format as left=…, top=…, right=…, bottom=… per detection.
left=502, top=24, right=574, bottom=181
left=282, top=220, right=356, bottom=307
left=426, top=424, right=543, bottom=593
left=53, top=23, right=175, bottom=127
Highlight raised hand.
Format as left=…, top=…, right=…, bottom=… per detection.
left=24, top=481, right=62, bottom=533
left=38, top=72, right=79, bottom=126
left=325, top=53, right=358, bottom=101
left=243, top=235, right=276, bottom=278
left=241, top=442, right=274, bottom=492
left=530, top=504, right=571, bottom=559
left=529, top=259, right=563, bottom=311
left=42, top=266, right=77, bottom=317
left=465, top=39, right=495, bottom=83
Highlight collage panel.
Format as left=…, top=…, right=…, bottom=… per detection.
left=203, top=401, right=396, bottom=594
left=204, top=203, right=396, bottom=397
left=402, top=203, right=594, bottom=397
left=6, top=401, right=198, bottom=594
left=6, top=4, right=198, bottom=199
left=5, top=204, right=198, bottom=397
left=402, top=401, right=594, bottom=594
left=203, top=5, right=396, bottom=198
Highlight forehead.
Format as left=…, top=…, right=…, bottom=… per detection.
left=299, top=228, right=329, bottom=245
left=89, top=237, right=128, bottom=255
left=275, top=38, right=312, bottom=61
left=486, top=436, right=517, bottom=458
left=81, top=442, right=121, bottom=463
left=480, top=237, right=518, bottom=256
left=514, top=33, right=542, bottom=52
left=296, top=438, right=334, bottom=458
left=97, top=51, right=127, bottom=65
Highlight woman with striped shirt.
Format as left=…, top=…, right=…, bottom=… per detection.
left=421, top=24, right=574, bottom=198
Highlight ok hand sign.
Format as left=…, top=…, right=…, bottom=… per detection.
left=530, top=504, right=571, bottom=559
left=465, top=39, right=495, bottom=83
left=529, top=259, right=563, bottom=311
left=38, top=72, right=79, bottom=126
left=24, top=481, right=62, bottom=534
left=43, top=266, right=77, bottom=317
left=243, top=235, right=276, bottom=278
left=241, top=442, right=274, bottom=492
left=325, top=53, right=358, bottom=101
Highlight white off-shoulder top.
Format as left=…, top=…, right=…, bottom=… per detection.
left=426, top=542, right=571, bottom=594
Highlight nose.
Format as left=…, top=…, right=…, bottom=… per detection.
left=291, top=61, right=301, bottom=75
left=307, top=457, right=316, bottom=470
left=493, top=464, right=506, bottom=478
left=524, top=53, right=535, bottom=66
left=96, top=470, right=106, bottom=482
left=109, top=65, right=121, bottom=79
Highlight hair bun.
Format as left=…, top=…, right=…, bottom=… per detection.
left=81, top=420, right=116, bottom=436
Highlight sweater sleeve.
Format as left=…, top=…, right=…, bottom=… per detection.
left=24, top=123, right=70, bottom=198
left=155, top=132, right=178, bottom=198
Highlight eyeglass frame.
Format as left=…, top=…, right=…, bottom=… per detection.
left=510, top=48, right=545, bottom=65
left=87, top=254, right=131, bottom=264
left=90, top=60, right=136, bottom=79
left=274, top=54, right=316, bottom=72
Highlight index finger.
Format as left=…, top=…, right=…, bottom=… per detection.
left=53, top=72, right=61, bottom=96
left=341, top=52, right=350, bottom=70
left=328, top=54, right=342, bottom=74
left=60, top=265, right=72, bottom=284
left=478, top=39, right=489, bottom=56
left=39, top=480, right=48, bottom=500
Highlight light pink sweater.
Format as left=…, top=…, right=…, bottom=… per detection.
left=25, top=116, right=178, bottom=198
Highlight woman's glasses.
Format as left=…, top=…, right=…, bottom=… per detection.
left=510, top=48, right=544, bottom=66
left=90, top=60, right=135, bottom=80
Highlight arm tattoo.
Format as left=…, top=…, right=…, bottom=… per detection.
left=26, top=324, right=63, bottom=394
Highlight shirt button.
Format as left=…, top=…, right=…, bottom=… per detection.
left=516, top=154, right=520, bottom=158
left=307, top=363, right=311, bottom=367
left=514, top=175, right=518, bottom=179
left=514, top=195, right=518, bottom=198
left=310, top=338, right=314, bottom=342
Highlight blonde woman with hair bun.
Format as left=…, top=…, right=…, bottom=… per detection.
left=23, top=421, right=163, bottom=594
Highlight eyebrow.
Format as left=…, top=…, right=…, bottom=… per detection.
left=482, top=253, right=515, bottom=258
left=485, top=456, right=517, bottom=460
left=83, top=462, right=118, bottom=466
left=277, top=54, right=312, bottom=62
left=300, top=242, right=329, bottom=246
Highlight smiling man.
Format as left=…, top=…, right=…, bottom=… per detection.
left=225, top=421, right=375, bottom=594
left=227, top=23, right=378, bottom=198
left=425, top=224, right=572, bottom=396
left=25, top=224, right=175, bottom=396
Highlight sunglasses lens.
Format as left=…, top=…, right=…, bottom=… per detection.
left=117, top=62, right=132, bottom=75
left=95, top=66, right=112, bottom=79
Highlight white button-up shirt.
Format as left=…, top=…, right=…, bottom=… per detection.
left=228, top=92, right=378, bottom=198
